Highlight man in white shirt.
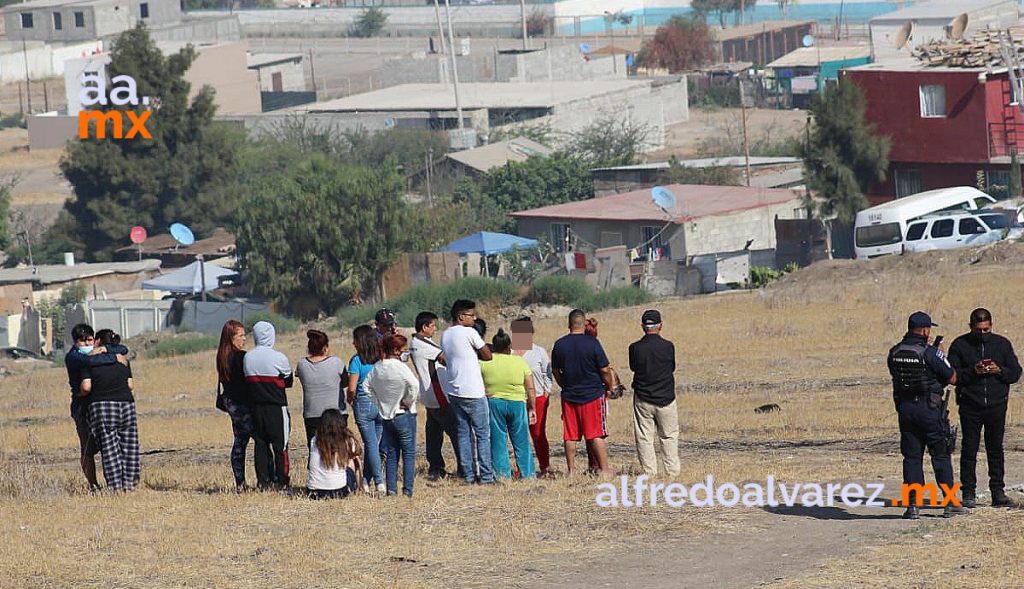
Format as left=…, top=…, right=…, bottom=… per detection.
left=440, top=299, right=494, bottom=484
left=411, top=311, right=464, bottom=480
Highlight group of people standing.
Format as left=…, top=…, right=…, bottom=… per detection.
left=210, top=300, right=682, bottom=498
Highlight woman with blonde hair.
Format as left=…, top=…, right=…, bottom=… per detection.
left=216, top=319, right=252, bottom=491
left=307, top=409, right=362, bottom=499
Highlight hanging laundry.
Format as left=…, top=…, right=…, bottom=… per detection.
left=565, top=252, right=576, bottom=270
left=574, top=252, right=587, bottom=270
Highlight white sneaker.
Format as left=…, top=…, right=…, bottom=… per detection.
left=362, top=480, right=370, bottom=493
left=376, top=482, right=386, bottom=494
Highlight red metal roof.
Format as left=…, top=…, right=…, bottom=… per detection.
left=510, top=184, right=803, bottom=223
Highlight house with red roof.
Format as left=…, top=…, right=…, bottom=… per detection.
left=510, top=184, right=807, bottom=268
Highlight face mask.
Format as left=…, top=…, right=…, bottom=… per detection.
left=77, top=345, right=94, bottom=355
left=979, top=333, right=992, bottom=343
left=399, top=351, right=411, bottom=363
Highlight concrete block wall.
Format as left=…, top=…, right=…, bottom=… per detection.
left=681, top=198, right=804, bottom=257
left=253, top=61, right=306, bottom=92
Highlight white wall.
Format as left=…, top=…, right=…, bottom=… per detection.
left=0, top=39, right=103, bottom=85
left=682, top=197, right=805, bottom=256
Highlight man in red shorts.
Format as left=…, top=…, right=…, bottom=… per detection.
left=552, top=309, right=616, bottom=476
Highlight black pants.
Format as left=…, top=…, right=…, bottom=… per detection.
left=959, top=402, right=1007, bottom=497
left=425, top=406, right=464, bottom=478
left=897, top=399, right=953, bottom=489
left=252, top=404, right=291, bottom=489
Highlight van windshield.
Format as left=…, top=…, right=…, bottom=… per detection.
left=856, top=222, right=902, bottom=247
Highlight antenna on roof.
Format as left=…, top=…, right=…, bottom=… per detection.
left=895, top=21, right=915, bottom=50
left=948, top=13, right=969, bottom=40
left=651, top=186, right=677, bottom=218
left=169, top=222, right=195, bottom=251
left=129, top=226, right=147, bottom=262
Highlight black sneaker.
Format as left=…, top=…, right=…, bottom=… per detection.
left=991, top=494, right=1020, bottom=508
left=943, top=505, right=967, bottom=518
left=961, top=496, right=977, bottom=509
left=902, top=505, right=921, bottom=520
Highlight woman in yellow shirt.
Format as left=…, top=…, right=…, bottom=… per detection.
left=479, top=329, right=537, bottom=479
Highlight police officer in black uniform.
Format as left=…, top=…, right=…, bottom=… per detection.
left=887, top=311, right=965, bottom=519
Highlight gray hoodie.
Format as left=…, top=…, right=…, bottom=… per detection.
left=243, top=321, right=293, bottom=405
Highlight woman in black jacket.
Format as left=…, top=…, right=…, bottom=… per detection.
left=217, top=320, right=253, bottom=491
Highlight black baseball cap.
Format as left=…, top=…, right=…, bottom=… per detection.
left=908, top=311, right=938, bottom=329
left=375, top=308, right=396, bottom=326
left=641, top=309, right=662, bottom=327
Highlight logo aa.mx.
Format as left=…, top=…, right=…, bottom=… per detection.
left=77, top=72, right=153, bottom=140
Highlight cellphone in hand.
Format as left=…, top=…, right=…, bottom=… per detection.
left=933, top=335, right=944, bottom=347
left=982, top=359, right=996, bottom=367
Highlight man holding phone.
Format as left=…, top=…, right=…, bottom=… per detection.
left=948, top=308, right=1022, bottom=508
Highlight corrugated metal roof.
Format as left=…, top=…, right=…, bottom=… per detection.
left=247, top=53, right=304, bottom=69
left=767, top=46, right=871, bottom=68
left=447, top=138, right=553, bottom=173
left=592, top=157, right=801, bottom=172
left=716, top=21, right=815, bottom=41
left=510, top=184, right=802, bottom=223
left=0, top=259, right=161, bottom=286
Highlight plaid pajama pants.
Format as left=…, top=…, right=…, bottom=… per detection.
left=87, top=401, right=140, bottom=491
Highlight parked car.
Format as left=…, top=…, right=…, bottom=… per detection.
left=902, top=210, right=1023, bottom=254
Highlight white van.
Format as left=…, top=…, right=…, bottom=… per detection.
left=853, top=187, right=997, bottom=259
left=903, top=210, right=1023, bottom=253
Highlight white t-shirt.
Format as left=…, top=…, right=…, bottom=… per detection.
left=410, top=334, right=452, bottom=409
left=440, top=325, right=487, bottom=399
left=521, top=344, right=553, bottom=397
left=307, top=436, right=358, bottom=491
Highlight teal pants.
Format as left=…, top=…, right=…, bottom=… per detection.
left=488, top=398, right=535, bottom=479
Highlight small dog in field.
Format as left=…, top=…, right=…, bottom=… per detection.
left=754, top=403, right=781, bottom=414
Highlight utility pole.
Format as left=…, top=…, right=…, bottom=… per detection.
left=740, top=79, right=751, bottom=187
left=520, top=0, right=529, bottom=50
left=443, top=0, right=465, bottom=130
left=308, top=48, right=318, bottom=98
left=22, top=39, right=32, bottom=114
left=433, top=0, right=446, bottom=55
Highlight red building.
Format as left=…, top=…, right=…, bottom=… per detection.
left=845, top=61, right=1023, bottom=203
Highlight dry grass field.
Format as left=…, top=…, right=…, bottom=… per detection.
left=3, top=244, right=1024, bottom=587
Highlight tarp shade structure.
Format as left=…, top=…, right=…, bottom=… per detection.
left=141, top=260, right=237, bottom=294
left=440, top=231, right=539, bottom=255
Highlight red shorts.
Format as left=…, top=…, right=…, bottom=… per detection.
left=561, top=396, right=608, bottom=441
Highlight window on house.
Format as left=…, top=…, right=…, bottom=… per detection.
left=930, top=219, right=954, bottom=238
left=21, top=13, right=34, bottom=28
left=986, top=169, right=1011, bottom=199
left=906, top=222, right=927, bottom=241
left=894, top=168, right=921, bottom=198
left=958, top=217, right=986, bottom=235
left=550, top=223, right=570, bottom=253
left=641, top=226, right=663, bottom=250
left=919, top=84, right=946, bottom=117
left=74, top=11, right=85, bottom=27
left=140, top=2, right=149, bottom=18
left=53, top=12, right=62, bottom=30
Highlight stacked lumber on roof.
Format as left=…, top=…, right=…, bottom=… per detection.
left=912, top=27, right=1024, bottom=68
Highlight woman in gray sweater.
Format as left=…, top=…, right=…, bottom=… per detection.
left=295, top=329, right=348, bottom=449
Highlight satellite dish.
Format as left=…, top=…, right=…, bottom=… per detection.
left=949, top=13, right=969, bottom=40
left=129, top=226, right=147, bottom=245
left=169, top=223, right=195, bottom=246
left=651, top=186, right=677, bottom=214
left=579, top=43, right=591, bottom=54
left=802, top=34, right=814, bottom=48
left=895, top=21, right=914, bottom=50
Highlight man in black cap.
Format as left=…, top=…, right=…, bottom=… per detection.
left=887, top=311, right=964, bottom=519
left=947, top=308, right=1022, bottom=508
left=628, top=310, right=679, bottom=477
left=374, top=308, right=397, bottom=342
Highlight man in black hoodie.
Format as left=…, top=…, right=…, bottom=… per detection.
left=947, top=308, right=1022, bottom=508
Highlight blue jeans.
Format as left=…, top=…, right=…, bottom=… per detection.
left=488, top=398, right=535, bottom=480
left=381, top=412, right=417, bottom=497
left=450, top=395, right=494, bottom=483
left=353, top=394, right=384, bottom=486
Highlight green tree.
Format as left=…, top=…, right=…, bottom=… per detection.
left=691, top=0, right=748, bottom=28
left=351, top=7, right=387, bottom=38
left=800, top=82, right=889, bottom=224
left=52, top=24, right=246, bottom=262
left=0, top=175, right=13, bottom=251
left=659, top=156, right=742, bottom=185
left=234, top=154, right=413, bottom=316
left=563, top=116, right=649, bottom=168
left=453, top=154, right=592, bottom=233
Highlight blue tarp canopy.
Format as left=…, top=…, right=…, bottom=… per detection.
left=141, top=260, right=237, bottom=294
left=440, top=231, right=538, bottom=255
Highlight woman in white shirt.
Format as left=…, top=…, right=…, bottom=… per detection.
left=307, top=409, right=362, bottom=499
left=366, top=334, right=419, bottom=497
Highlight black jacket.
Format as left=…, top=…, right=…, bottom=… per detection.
left=947, top=332, right=1022, bottom=408
left=628, top=334, right=676, bottom=407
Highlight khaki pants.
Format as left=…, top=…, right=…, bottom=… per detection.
left=633, top=398, right=680, bottom=476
